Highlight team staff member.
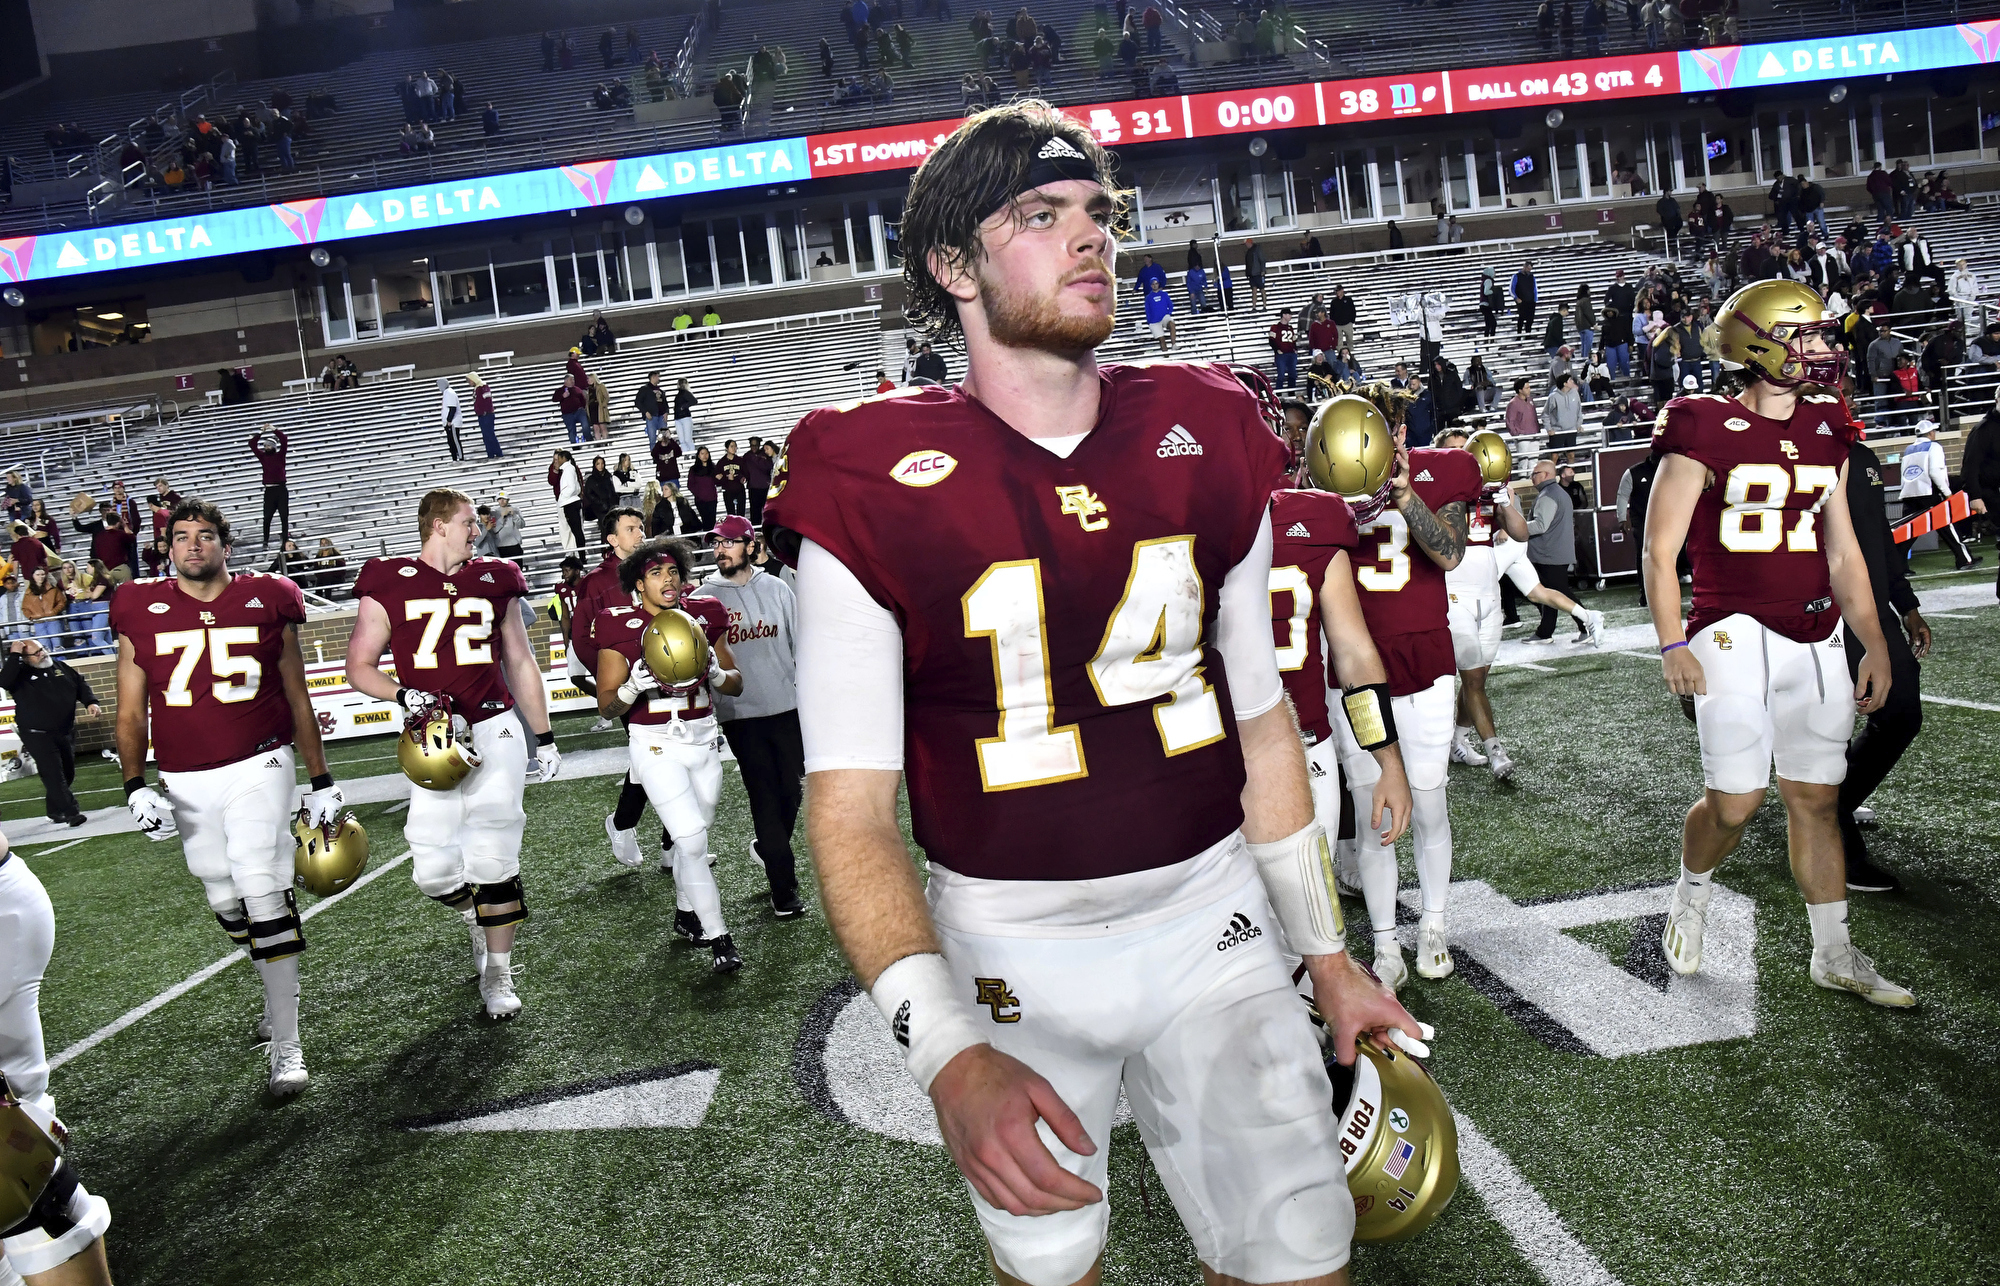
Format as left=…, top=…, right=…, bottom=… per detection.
left=1838, top=432, right=1932, bottom=893
left=0, top=639, right=99, bottom=827
left=700, top=515, right=804, bottom=918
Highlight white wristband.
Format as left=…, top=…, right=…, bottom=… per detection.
left=1246, top=821, right=1348, bottom=957
left=869, top=953, right=987, bottom=1095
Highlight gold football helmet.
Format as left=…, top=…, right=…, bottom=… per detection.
left=294, top=812, right=371, bottom=898
left=1715, top=279, right=1847, bottom=387
left=0, top=1091, right=62, bottom=1233
left=642, top=608, right=710, bottom=686
left=1305, top=394, right=1397, bottom=520
left=397, top=700, right=478, bottom=791
left=1330, top=1033, right=1461, bottom=1243
left=1465, top=429, right=1513, bottom=488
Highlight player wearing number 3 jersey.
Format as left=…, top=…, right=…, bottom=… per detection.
left=111, top=498, right=340, bottom=1099
left=1646, top=280, right=1914, bottom=1010
left=348, top=489, right=558, bottom=1019
left=766, top=102, right=1423, bottom=1286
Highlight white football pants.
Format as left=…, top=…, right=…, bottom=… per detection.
left=406, top=716, right=529, bottom=898
left=629, top=721, right=726, bottom=939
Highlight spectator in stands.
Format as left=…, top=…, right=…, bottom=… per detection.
left=105, top=482, right=142, bottom=578
left=635, top=372, right=667, bottom=446
left=600, top=27, right=620, bottom=68
left=144, top=535, right=170, bottom=578
left=582, top=455, right=618, bottom=529
left=1268, top=308, right=1298, bottom=389
left=1541, top=301, right=1568, bottom=359
left=1512, top=261, right=1537, bottom=336
left=1890, top=159, right=1916, bottom=221
left=249, top=428, right=289, bottom=545
left=687, top=446, right=720, bottom=529
left=267, top=539, right=306, bottom=578
left=1866, top=325, right=1906, bottom=411
left=673, top=377, right=700, bottom=452
left=3, top=472, right=30, bottom=523
left=1547, top=344, right=1573, bottom=388
left=1243, top=239, right=1267, bottom=311
left=745, top=442, right=777, bottom=522
left=1948, top=261, right=1981, bottom=336
left=440, top=376, right=465, bottom=462
left=29, top=500, right=60, bottom=554
left=1186, top=259, right=1208, bottom=315
left=486, top=498, right=523, bottom=562
left=1465, top=355, right=1497, bottom=412
left=1305, top=350, right=1337, bottom=398
left=1406, top=376, right=1434, bottom=447
left=913, top=342, right=949, bottom=384
left=550, top=448, right=584, bottom=549
left=1584, top=348, right=1613, bottom=402
left=218, top=367, right=255, bottom=405
left=22, top=568, right=65, bottom=650
left=1305, top=306, right=1337, bottom=363
left=70, top=563, right=112, bottom=651
left=9, top=523, right=49, bottom=584
left=653, top=431, right=682, bottom=487
left=717, top=441, right=749, bottom=517
left=1336, top=344, right=1366, bottom=382
left=614, top=453, right=641, bottom=508
left=553, top=374, right=589, bottom=445
left=1542, top=373, right=1582, bottom=455
left=703, top=305, right=723, bottom=333
left=482, top=102, right=502, bottom=136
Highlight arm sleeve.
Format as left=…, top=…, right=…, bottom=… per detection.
left=795, top=539, right=905, bottom=773
left=1616, top=468, right=1635, bottom=520
left=1215, top=511, right=1284, bottom=722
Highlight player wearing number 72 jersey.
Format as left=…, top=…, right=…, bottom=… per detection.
left=347, top=489, right=559, bottom=1020
left=110, top=498, right=344, bottom=1100
left=1646, top=280, right=1912, bottom=1009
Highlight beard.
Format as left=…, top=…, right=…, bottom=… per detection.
left=978, top=260, right=1116, bottom=354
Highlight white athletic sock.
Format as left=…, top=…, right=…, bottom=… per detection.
left=1373, top=929, right=1401, bottom=958
left=1806, top=900, right=1851, bottom=951
left=1453, top=723, right=1474, bottom=744
left=1484, top=736, right=1505, bottom=753
left=673, top=835, right=726, bottom=939
left=254, top=956, right=301, bottom=1045
left=1411, top=784, right=1453, bottom=915
left=1348, top=781, right=1401, bottom=932
left=1335, top=836, right=1360, bottom=888
left=484, top=949, right=512, bottom=976
left=1678, top=863, right=1716, bottom=908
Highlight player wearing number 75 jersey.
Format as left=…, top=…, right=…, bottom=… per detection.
left=110, top=499, right=344, bottom=1100
left=766, top=102, right=1425, bottom=1286
left=347, top=489, right=559, bottom=1021
left=1646, top=280, right=1913, bottom=1009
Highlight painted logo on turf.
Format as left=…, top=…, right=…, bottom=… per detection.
left=890, top=450, right=956, bottom=487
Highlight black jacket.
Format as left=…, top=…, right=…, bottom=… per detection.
left=0, top=654, right=97, bottom=734
left=1960, top=412, right=2000, bottom=510
left=1847, top=441, right=1920, bottom=619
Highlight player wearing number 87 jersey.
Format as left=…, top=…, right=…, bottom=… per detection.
left=110, top=498, right=340, bottom=1099
left=767, top=102, right=1423, bottom=1286
left=1646, top=279, right=1912, bottom=1010
left=347, top=489, right=558, bottom=1020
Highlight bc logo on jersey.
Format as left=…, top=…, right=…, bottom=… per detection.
left=1054, top=485, right=1110, bottom=532
left=1713, top=630, right=1734, bottom=651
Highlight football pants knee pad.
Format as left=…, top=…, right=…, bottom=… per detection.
left=428, top=884, right=477, bottom=913
left=1, top=1159, right=112, bottom=1279
left=211, top=900, right=252, bottom=949
left=243, top=889, right=305, bottom=962
left=474, top=876, right=528, bottom=928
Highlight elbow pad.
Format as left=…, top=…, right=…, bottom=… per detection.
left=1341, top=683, right=1399, bottom=751
left=1246, top=821, right=1347, bottom=956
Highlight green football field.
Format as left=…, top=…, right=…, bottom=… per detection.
left=14, top=552, right=2000, bottom=1286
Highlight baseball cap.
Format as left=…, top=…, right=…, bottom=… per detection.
left=711, top=514, right=755, bottom=542
left=1681, top=374, right=1700, bottom=390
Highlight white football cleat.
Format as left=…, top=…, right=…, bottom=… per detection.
left=1810, top=944, right=1916, bottom=1008
left=1371, top=933, right=1408, bottom=992
left=605, top=814, right=642, bottom=868
left=1416, top=913, right=1455, bottom=979
left=268, top=1039, right=308, bottom=1098
left=1578, top=607, right=1607, bottom=647
left=462, top=907, right=487, bottom=976
left=1486, top=739, right=1515, bottom=780
left=480, top=961, right=523, bottom=1020
left=1450, top=733, right=1489, bottom=766
left=1662, top=890, right=1706, bottom=976
left=588, top=716, right=618, bottom=733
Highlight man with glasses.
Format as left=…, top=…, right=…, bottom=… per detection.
left=0, top=638, right=99, bottom=827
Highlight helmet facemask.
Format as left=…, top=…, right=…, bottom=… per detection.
left=1732, top=312, right=1848, bottom=388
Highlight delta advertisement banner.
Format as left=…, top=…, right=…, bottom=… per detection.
left=5, top=19, right=1993, bottom=287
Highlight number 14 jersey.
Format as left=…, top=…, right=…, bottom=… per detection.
left=353, top=555, right=528, bottom=724
left=768, top=362, right=1287, bottom=883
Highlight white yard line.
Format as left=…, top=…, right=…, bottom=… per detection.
left=48, top=851, right=410, bottom=1073
left=1455, top=1111, right=1628, bottom=1286
left=1922, top=694, right=2000, bottom=713
left=27, top=838, right=90, bottom=856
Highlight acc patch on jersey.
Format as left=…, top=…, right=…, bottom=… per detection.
left=890, top=450, right=956, bottom=487
left=1724, top=417, right=1751, bottom=431
left=147, top=601, right=171, bottom=614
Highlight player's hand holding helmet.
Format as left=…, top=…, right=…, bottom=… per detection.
left=293, top=811, right=370, bottom=897
left=300, top=779, right=345, bottom=830
left=126, top=783, right=177, bottom=842
left=1325, top=1031, right=1460, bottom=1243
left=1305, top=394, right=1398, bottom=522
left=396, top=686, right=442, bottom=733
left=531, top=736, right=562, bottom=785
left=397, top=695, right=480, bottom=791
left=0, top=1076, right=64, bottom=1233
left=616, top=660, right=662, bottom=708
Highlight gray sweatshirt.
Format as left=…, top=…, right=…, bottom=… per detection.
left=1526, top=479, right=1576, bottom=566
left=698, top=567, right=798, bottom=721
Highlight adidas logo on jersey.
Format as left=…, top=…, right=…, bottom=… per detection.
left=481, top=573, right=494, bottom=582
left=245, top=596, right=263, bottom=608
left=1216, top=911, right=1263, bottom=952
left=1817, top=425, right=1834, bottom=435
left=1286, top=521, right=1311, bottom=538
left=1156, top=425, right=1203, bottom=457
left=1415, top=469, right=1434, bottom=482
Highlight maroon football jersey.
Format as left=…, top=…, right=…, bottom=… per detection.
left=767, top=363, right=1285, bottom=882
left=1346, top=448, right=1482, bottom=696
left=1654, top=392, right=1855, bottom=643
left=591, top=593, right=729, bottom=725
left=352, top=555, right=529, bottom=724
left=109, top=572, right=306, bottom=772
left=571, top=553, right=634, bottom=676
left=1269, top=489, right=1359, bottom=742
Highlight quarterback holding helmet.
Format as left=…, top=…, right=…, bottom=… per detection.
left=591, top=538, right=745, bottom=972
left=346, top=489, right=561, bottom=1020
left=1646, top=280, right=1913, bottom=1007
left=110, top=499, right=343, bottom=1099
left=1, top=832, right=114, bottom=1285
left=1308, top=391, right=1481, bottom=990
left=768, top=102, right=1423, bottom=1286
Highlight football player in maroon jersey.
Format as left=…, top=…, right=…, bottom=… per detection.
left=346, top=489, right=560, bottom=1020
left=1267, top=487, right=1413, bottom=861
left=592, top=538, right=746, bottom=972
left=111, top=499, right=344, bottom=1098
left=767, top=103, right=1424, bottom=1286
left=1645, top=280, right=1911, bottom=1008
left=563, top=506, right=663, bottom=868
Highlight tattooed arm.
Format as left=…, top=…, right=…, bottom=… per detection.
left=1388, top=446, right=1467, bottom=571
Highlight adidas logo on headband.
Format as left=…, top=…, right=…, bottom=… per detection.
left=1037, top=136, right=1087, bottom=161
